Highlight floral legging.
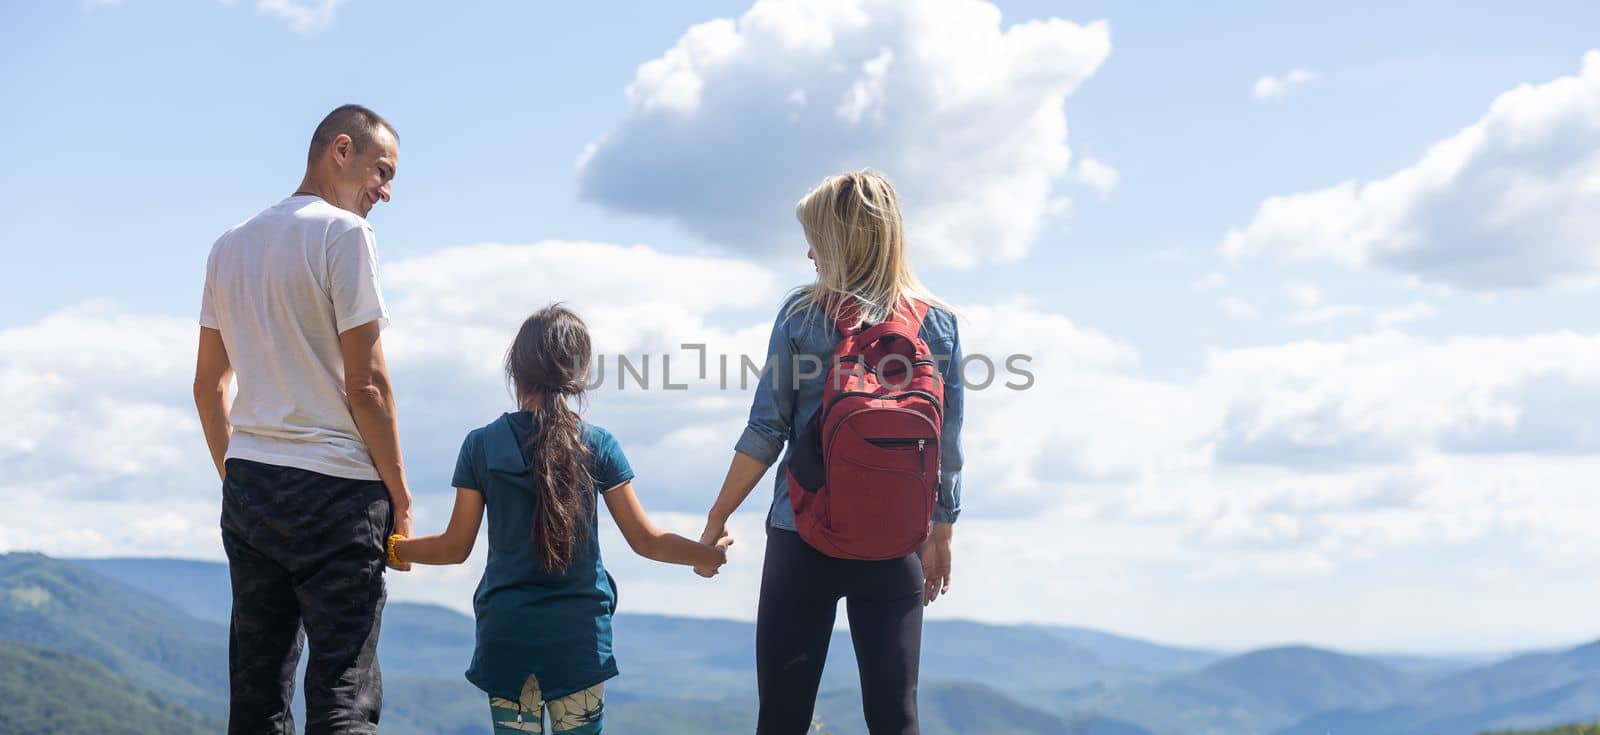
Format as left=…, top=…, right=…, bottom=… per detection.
left=489, top=675, right=605, bottom=735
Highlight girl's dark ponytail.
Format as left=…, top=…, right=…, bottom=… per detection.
left=505, top=305, right=594, bottom=573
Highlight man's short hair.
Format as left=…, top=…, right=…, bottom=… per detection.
left=307, top=104, right=397, bottom=165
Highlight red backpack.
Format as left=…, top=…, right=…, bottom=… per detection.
left=787, top=297, right=944, bottom=560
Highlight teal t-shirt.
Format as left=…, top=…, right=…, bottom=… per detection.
left=452, top=412, right=634, bottom=701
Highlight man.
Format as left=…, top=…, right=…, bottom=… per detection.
left=193, top=104, right=413, bottom=735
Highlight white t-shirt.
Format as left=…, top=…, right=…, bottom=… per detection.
left=199, top=194, right=390, bottom=481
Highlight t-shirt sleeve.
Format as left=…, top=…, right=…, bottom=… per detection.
left=451, top=432, right=481, bottom=491
left=199, top=280, right=219, bottom=329
left=327, top=225, right=391, bottom=334
left=199, top=247, right=220, bottom=329
left=591, top=429, right=635, bottom=494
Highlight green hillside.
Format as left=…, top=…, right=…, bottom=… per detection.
left=0, top=553, right=227, bottom=715
left=21, top=553, right=1600, bottom=735
left=1484, top=725, right=1600, bottom=735
left=0, top=639, right=219, bottom=735
left=63, top=556, right=1198, bottom=710
left=1279, top=640, right=1600, bottom=735
left=7, top=553, right=1141, bottom=735
left=1079, top=645, right=1418, bottom=735
left=596, top=680, right=1099, bottom=735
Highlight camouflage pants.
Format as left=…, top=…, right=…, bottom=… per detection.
left=221, top=458, right=392, bottom=735
left=489, top=675, right=605, bottom=734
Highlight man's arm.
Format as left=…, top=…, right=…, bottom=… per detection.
left=339, top=321, right=413, bottom=544
left=192, top=327, right=234, bottom=481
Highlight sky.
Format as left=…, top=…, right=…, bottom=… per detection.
left=3, top=0, right=1600, bottom=654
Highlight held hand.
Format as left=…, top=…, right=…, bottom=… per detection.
left=698, top=518, right=726, bottom=547
left=388, top=508, right=414, bottom=572
left=701, top=534, right=735, bottom=578
left=393, top=509, right=413, bottom=540
left=921, top=526, right=953, bottom=606
left=695, top=520, right=730, bottom=578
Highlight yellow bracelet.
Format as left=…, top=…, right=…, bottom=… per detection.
left=386, top=533, right=406, bottom=566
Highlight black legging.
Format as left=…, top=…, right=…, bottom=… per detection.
left=756, top=527, right=924, bottom=735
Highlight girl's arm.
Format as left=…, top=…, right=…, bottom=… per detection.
left=393, top=488, right=485, bottom=566
left=603, top=481, right=730, bottom=570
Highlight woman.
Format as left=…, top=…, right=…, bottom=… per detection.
left=699, top=169, right=964, bottom=735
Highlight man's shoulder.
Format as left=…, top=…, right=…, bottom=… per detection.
left=299, top=198, right=371, bottom=234
left=226, top=197, right=371, bottom=243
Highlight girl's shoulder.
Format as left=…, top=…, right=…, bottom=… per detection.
left=578, top=421, right=620, bottom=452
left=465, top=412, right=520, bottom=444
left=457, top=416, right=498, bottom=452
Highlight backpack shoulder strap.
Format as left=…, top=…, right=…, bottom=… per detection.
left=828, top=295, right=929, bottom=337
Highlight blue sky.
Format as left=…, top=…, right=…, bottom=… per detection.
left=3, top=0, right=1599, bottom=653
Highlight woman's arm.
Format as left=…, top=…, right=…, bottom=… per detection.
left=924, top=316, right=964, bottom=604
left=699, top=451, right=771, bottom=548
left=393, top=488, right=485, bottom=566
left=698, top=307, right=798, bottom=565
left=604, top=481, right=730, bottom=569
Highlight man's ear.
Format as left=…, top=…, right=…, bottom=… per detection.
left=331, top=133, right=354, bottom=167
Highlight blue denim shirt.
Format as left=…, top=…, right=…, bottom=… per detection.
left=735, top=293, right=964, bottom=530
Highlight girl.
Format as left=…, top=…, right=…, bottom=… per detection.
left=393, top=304, right=731, bottom=735
left=698, top=169, right=965, bottom=735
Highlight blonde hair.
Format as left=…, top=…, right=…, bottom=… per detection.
left=786, top=169, right=956, bottom=331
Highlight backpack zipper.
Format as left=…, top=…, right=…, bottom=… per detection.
left=819, top=389, right=944, bottom=429
left=871, top=438, right=927, bottom=477
left=835, top=357, right=938, bottom=373
left=828, top=409, right=939, bottom=469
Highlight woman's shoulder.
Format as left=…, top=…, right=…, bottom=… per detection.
left=777, top=289, right=822, bottom=318
left=917, top=301, right=959, bottom=346
left=772, top=289, right=831, bottom=335
left=922, top=302, right=957, bottom=327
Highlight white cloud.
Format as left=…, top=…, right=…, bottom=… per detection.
left=1282, top=284, right=1368, bottom=325
left=254, top=0, right=343, bottom=35
left=835, top=49, right=895, bottom=125
left=1278, top=285, right=1433, bottom=327
left=577, top=0, right=1112, bottom=268
left=1192, top=271, right=1227, bottom=291
left=1253, top=67, right=1317, bottom=101
left=12, top=249, right=1600, bottom=647
left=1075, top=156, right=1120, bottom=199
left=1221, top=296, right=1259, bottom=320
left=1286, top=283, right=1322, bottom=308
left=1204, top=330, right=1600, bottom=467
left=89, top=0, right=344, bottom=34
left=1224, top=51, right=1600, bottom=290
left=1376, top=301, right=1437, bottom=327
left=1148, top=247, right=1187, bottom=264
left=0, top=304, right=216, bottom=558
left=1289, top=303, right=1367, bottom=325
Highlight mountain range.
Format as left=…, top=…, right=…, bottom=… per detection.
left=2, top=552, right=1598, bottom=734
